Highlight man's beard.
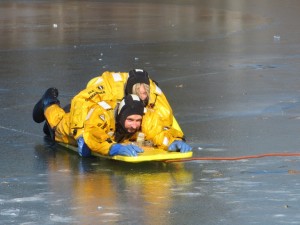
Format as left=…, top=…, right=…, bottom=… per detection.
left=114, top=122, right=134, bottom=143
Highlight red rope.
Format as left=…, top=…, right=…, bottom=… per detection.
left=165, top=152, right=300, bottom=163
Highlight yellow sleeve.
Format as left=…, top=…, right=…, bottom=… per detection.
left=82, top=105, right=116, bottom=156
left=142, top=110, right=184, bottom=150
left=69, top=85, right=107, bottom=139
left=148, top=80, right=174, bottom=128
left=86, top=71, right=107, bottom=88
left=86, top=71, right=129, bottom=102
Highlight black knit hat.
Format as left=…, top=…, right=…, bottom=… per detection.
left=116, top=94, right=144, bottom=131
left=125, top=69, right=150, bottom=95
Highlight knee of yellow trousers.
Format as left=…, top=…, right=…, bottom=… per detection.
left=55, top=132, right=77, bottom=146
left=44, top=104, right=65, bottom=128
left=54, top=114, right=76, bottom=145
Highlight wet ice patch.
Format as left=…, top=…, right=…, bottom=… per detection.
left=57, top=169, right=71, bottom=173
left=230, top=63, right=280, bottom=70
left=273, top=214, right=286, bottom=218
left=273, top=35, right=281, bottom=43
left=10, top=196, right=44, bottom=203
left=202, top=169, right=219, bottom=174
left=263, top=101, right=300, bottom=115
left=230, top=180, right=262, bottom=188
left=200, top=177, right=231, bottom=182
left=101, top=212, right=120, bottom=216
left=50, top=198, right=67, bottom=207
left=6, top=194, right=44, bottom=203
left=204, top=147, right=226, bottom=152
left=0, top=208, right=20, bottom=217
left=174, top=192, right=202, bottom=197
left=0, top=88, right=9, bottom=92
left=50, top=214, right=75, bottom=223
left=292, top=116, right=300, bottom=120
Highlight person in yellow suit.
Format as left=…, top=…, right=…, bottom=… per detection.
left=32, top=70, right=192, bottom=157
left=86, top=69, right=181, bottom=130
left=34, top=91, right=146, bottom=156
left=85, top=69, right=188, bottom=148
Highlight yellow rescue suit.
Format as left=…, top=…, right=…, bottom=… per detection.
left=87, top=71, right=174, bottom=129
left=44, top=71, right=184, bottom=155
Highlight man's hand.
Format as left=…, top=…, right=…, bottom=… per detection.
left=168, top=140, right=192, bottom=153
left=109, top=144, right=144, bottom=156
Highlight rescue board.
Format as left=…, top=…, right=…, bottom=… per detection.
left=58, top=143, right=193, bottom=163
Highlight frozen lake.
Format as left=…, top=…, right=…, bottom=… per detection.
left=1, top=0, right=300, bottom=224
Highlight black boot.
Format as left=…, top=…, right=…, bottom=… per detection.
left=43, top=121, right=55, bottom=140
left=43, top=122, right=51, bottom=136
left=32, top=88, right=60, bottom=123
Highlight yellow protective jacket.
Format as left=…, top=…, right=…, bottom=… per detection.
left=81, top=102, right=116, bottom=155
left=50, top=71, right=184, bottom=155
left=141, top=109, right=184, bottom=150
left=69, top=72, right=128, bottom=140
left=83, top=71, right=184, bottom=151
left=86, top=71, right=174, bottom=129
left=81, top=103, right=184, bottom=154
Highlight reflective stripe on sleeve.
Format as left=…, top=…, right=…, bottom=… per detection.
left=163, top=137, right=169, bottom=146
left=98, top=101, right=112, bottom=110
left=112, top=73, right=122, bottom=81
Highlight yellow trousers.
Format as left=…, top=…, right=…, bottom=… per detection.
left=44, top=104, right=77, bottom=146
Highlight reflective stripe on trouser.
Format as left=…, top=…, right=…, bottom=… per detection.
left=44, top=104, right=77, bottom=145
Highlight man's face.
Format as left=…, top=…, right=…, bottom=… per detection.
left=124, top=114, right=142, bottom=133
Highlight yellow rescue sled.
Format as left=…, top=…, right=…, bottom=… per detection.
left=58, top=116, right=192, bottom=162
left=59, top=143, right=192, bottom=163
